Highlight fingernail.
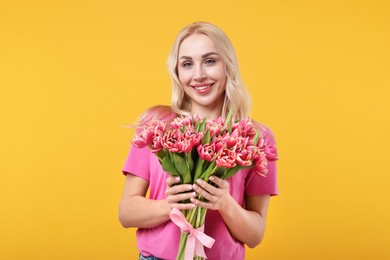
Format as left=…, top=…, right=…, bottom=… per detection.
left=196, top=179, right=202, bottom=184
left=190, top=198, right=195, bottom=202
left=187, top=185, right=193, bottom=190
left=209, top=176, right=215, bottom=181
left=191, top=192, right=196, bottom=197
left=192, top=184, right=198, bottom=190
left=190, top=203, right=196, bottom=208
left=175, top=177, right=180, bottom=181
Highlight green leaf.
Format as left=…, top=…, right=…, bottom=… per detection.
left=224, top=109, right=233, bottom=128
left=161, top=157, right=180, bottom=176
left=195, top=117, right=200, bottom=131
left=172, top=153, right=192, bottom=184
left=156, top=150, right=166, bottom=162
left=213, top=167, right=225, bottom=178
left=225, top=165, right=254, bottom=179
left=223, top=165, right=243, bottom=179
left=185, top=152, right=194, bottom=173
left=199, top=118, right=207, bottom=132
left=228, top=122, right=233, bottom=134
left=201, top=161, right=216, bottom=181
left=193, top=158, right=205, bottom=181
left=201, top=129, right=211, bottom=145
left=172, top=153, right=187, bottom=175
left=253, top=129, right=260, bottom=145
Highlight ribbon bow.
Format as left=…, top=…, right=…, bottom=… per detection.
left=170, top=208, right=215, bottom=260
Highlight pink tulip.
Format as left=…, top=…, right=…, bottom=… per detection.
left=168, top=125, right=203, bottom=153
left=248, top=145, right=260, bottom=161
left=256, top=136, right=279, bottom=161
left=161, top=129, right=180, bottom=153
left=256, top=137, right=265, bottom=148
left=132, top=128, right=154, bottom=148
left=197, top=143, right=216, bottom=162
left=255, top=159, right=268, bottom=176
left=150, top=134, right=163, bottom=153
left=265, top=144, right=279, bottom=161
left=254, top=155, right=268, bottom=176
left=153, top=121, right=166, bottom=133
left=184, top=125, right=203, bottom=147
left=206, top=118, right=226, bottom=137
left=212, top=137, right=226, bottom=153
left=222, top=133, right=238, bottom=148
left=192, top=114, right=204, bottom=125
left=232, top=118, right=257, bottom=138
left=171, top=115, right=193, bottom=129
left=132, top=121, right=166, bottom=148
left=216, top=147, right=237, bottom=168
left=235, top=148, right=252, bottom=167
left=176, top=135, right=193, bottom=153
left=232, top=137, right=252, bottom=166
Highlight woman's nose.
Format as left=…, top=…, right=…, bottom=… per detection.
left=193, top=65, right=206, bottom=81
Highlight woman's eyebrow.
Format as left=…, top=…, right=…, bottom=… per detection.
left=179, top=56, right=192, bottom=60
left=179, top=52, right=219, bottom=60
left=202, top=52, right=219, bottom=58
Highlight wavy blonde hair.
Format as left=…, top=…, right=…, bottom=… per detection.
left=167, top=22, right=251, bottom=121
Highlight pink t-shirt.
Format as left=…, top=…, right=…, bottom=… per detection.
left=122, top=126, right=278, bottom=260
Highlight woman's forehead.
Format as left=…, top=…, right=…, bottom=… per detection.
left=179, top=34, right=218, bottom=58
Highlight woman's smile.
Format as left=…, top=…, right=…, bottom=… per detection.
left=190, top=83, right=214, bottom=93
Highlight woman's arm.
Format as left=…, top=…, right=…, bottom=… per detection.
left=220, top=194, right=270, bottom=248
left=118, top=174, right=169, bottom=228
left=191, top=176, right=270, bottom=248
left=118, top=174, right=196, bottom=228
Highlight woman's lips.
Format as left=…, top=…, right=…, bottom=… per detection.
left=190, top=83, right=214, bottom=93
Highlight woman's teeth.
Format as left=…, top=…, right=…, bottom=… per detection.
left=193, top=84, right=212, bottom=90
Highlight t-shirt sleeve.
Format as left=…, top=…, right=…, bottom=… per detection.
left=122, top=144, right=151, bottom=181
left=245, top=126, right=279, bottom=196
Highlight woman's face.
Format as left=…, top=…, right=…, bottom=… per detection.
left=177, top=33, right=227, bottom=116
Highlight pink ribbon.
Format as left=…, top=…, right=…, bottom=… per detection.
left=170, top=208, right=215, bottom=260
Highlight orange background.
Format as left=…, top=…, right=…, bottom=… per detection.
left=1, top=1, right=389, bottom=259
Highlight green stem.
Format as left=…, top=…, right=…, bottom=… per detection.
left=203, top=164, right=218, bottom=182
left=176, top=232, right=188, bottom=260
left=195, top=204, right=201, bottom=228
left=193, top=158, right=205, bottom=182
left=188, top=205, right=199, bottom=226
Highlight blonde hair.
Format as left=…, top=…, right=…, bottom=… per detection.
left=167, top=22, right=251, bottom=121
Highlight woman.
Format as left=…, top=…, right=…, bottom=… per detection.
left=119, top=22, right=278, bottom=260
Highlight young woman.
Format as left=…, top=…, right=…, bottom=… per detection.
left=119, top=22, right=278, bottom=260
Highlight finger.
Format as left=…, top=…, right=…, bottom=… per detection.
left=171, top=202, right=196, bottom=210
left=166, top=176, right=181, bottom=187
left=192, top=184, right=214, bottom=202
left=165, top=183, right=193, bottom=196
left=190, top=197, right=214, bottom=210
left=192, top=184, right=219, bottom=203
left=208, top=176, right=228, bottom=189
left=167, top=192, right=196, bottom=203
left=194, top=179, right=219, bottom=195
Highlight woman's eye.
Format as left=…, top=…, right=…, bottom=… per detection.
left=205, top=59, right=216, bottom=65
left=182, top=62, right=192, bottom=68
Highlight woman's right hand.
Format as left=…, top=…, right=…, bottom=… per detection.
left=165, top=176, right=196, bottom=210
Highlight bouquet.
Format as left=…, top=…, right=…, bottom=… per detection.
left=132, top=111, right=278, bottom=260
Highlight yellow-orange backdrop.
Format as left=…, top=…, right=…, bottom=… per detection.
left=1, top=1, right=389, bottom=259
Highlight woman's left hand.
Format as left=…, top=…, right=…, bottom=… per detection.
left=190, top=175, right=234, bottom=211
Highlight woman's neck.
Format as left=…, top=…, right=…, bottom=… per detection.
left=190, top=104, right=223, bottom=120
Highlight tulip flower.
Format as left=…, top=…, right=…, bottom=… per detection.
left=161, top=129, right=180, bottom=153
left=216, top=147, right=237, bottom=168
left=197, top=143, right=216, bottom=162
